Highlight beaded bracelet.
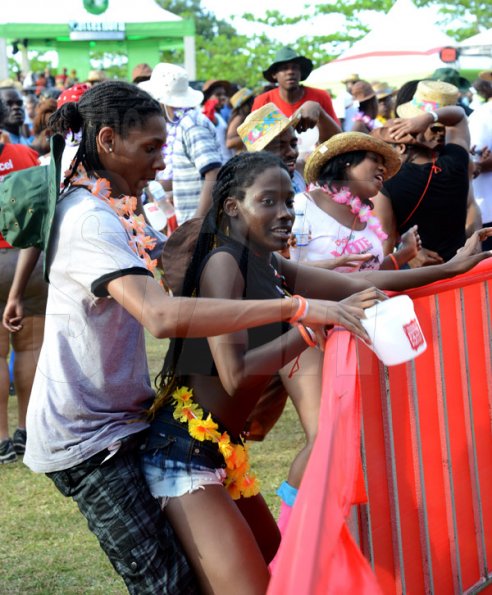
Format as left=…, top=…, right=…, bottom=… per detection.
left=289, top=294, right=309, bottom=324
left=389, top=253, right=400, bottom=270
left=296, top=323, right=317, bottom=348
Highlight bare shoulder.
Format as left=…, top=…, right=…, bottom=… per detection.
left=199, top=250, right=245, bottom=299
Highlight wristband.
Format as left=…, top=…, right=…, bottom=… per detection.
left=296, top=323, right=317, bottom=348
left=289, top=295, right=309, bottom=324
left=429, top=110, right=438, bottom=123
left=389, top=253, right=400, bottom=270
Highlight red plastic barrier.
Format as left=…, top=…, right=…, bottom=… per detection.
left=268, top=259, right=492, bottom=594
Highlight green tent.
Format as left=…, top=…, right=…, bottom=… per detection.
left=0, top=0, right=196, bottom=81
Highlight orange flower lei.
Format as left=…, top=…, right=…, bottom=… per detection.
left=70, top=163, right=158, bottom=273
left=171, top=386, right=260, bottom=500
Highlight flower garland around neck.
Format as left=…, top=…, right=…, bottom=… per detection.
left=309, top=183, right=388, bottom=242
left=171, top=386, right=260, bottom=500
left=70, top=162, right=158, bottom=273
left=353, top=112, right=377, bottom=131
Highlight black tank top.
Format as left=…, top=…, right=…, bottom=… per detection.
left=175, top=241, right=291, bottom=377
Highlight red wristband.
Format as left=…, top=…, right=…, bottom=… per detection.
left=389, top=253, right=400, bottom=270
left=296, top=323, right=317, bottom=348
left=289, top=295, right=309, bottom=324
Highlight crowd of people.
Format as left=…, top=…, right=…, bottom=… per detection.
left=1, top=47, right=492, bottom=594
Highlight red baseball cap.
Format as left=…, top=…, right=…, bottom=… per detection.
left=56, top=83, right=91, bottom=108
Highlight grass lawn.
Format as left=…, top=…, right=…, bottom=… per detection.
left=1, top=333, right=303, bottom=593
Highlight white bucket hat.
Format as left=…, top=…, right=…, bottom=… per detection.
left=143, top=63, right=203, bottom=108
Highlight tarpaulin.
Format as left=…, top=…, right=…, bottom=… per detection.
left=268, top=329, right=381, bottom=594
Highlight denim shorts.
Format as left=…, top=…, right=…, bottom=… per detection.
left=142, top=404, right=228, bottom=505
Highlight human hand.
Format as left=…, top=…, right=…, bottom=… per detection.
left=471, top=145, right=491, bottom=178
left=444, top=228, right=492, bottom=274
left=408, top=247, right=444, bottom=268
left=303, top=298, right=371, bottom=343
left=455, top=227, right=492, bottom=257
left=387, top=114, right=432, bottom=140
left=2, top=297, right=24, bottom=332
left=295, top=101, right=321, bottom=133
left=324, top=253, right=373, bottom=270
left=287, top=233, right=297, bottom=248
left=340, top=286, right=388, bottom=309
left=396, top=225, right=422, bottom=264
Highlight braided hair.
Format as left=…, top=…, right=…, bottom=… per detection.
left=153, top=151, right=289, bottom=407
left=48, top=80, right=162, bottom=184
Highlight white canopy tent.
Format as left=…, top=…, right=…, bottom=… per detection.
left=459, top=29, right=492, bottom=54
left=306, top=0, right=456, bottom=92
left=0, top=0, right=196, bottom=81
left=458, top=29, right=492, bottom=70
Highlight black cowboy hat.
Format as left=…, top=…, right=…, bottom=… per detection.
left=263, top=47, right=313, bottom=83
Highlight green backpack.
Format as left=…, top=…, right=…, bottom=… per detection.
left=0, top=134, right=65, bottom=280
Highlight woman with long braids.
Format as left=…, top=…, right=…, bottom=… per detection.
left=2, top=81, right=374, bottom=594
left=142, top=150, right=491, bottom=594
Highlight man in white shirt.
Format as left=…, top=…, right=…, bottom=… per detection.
left=468, top=72, right=492, bottom=249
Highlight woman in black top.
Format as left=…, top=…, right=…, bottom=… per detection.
left=371, top=99, right=473, bottom=263
left=142, top=151, right=492, bottom=594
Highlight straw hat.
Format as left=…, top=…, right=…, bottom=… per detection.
left=262, top=47, right=313, bottom=83
left=0, top=78, right=22, bottom=90
left=341, top=73, right=359, bottom=84
left=396, top=80, right=459, bottom=118
left=132, top=63, right=152, bottom=84
left=237, top=103, right=301, bottom=152
left=304, top=132, right=401, bottom=185
left=372, top=82, right=395, bottom=101
left=87, top=69, right=106, bottom=83
left=479, top=71, right=492, bottom=82
left=351, top=80, right=376, bottom=103
left=202, top=79, right=232, bottom=98
left=230, top=87, right=254, bottom=110
left=144, top=63, right=203, bottom=108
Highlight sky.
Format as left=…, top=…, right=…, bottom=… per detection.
left=200, top=0, right=362, bottom=44
left=199, top=0, right=445, bottom=48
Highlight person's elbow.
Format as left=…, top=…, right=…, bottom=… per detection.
left=141, top=301, right=180, bottom=339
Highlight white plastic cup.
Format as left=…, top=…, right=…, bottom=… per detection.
left=143, top=202, right=168, bottom=231
left=360, top=295, right=427, bottom=366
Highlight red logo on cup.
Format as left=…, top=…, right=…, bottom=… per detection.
left=403, top=319, right=425, bottom=351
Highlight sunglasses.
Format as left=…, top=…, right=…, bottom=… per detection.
left=6, top=100, right=24, bottom=108
left=429, top=125, right=445, bottom=133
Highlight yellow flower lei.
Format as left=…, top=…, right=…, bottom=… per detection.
left=70, top=163, right=158, bottom=273
left=171, top=386, right=260, bottom=500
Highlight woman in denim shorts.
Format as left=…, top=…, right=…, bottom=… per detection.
left=142, top=152, right=384, bottom=594
left=142, top=146, right=492, bottom=594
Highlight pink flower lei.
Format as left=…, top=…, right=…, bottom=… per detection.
left=308, top=183, right=388, bottom=242
left=69, top=163, right=158, bottom=273
left=353, top=112, right=377, bottom=131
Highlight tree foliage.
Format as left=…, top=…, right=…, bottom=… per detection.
left=153, top=0, right=484, bottom=88
left=11, top=0, right=484, bottom=88
left=413, top=0, right=491, bottom=40
left=155, top=0, right=235, bottom=38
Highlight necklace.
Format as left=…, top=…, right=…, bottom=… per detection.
left=353, top=112, right=377, bottom=131
left=308, top=183, right=388, bottom=242
left=69, top=163, right=158, bottom=273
